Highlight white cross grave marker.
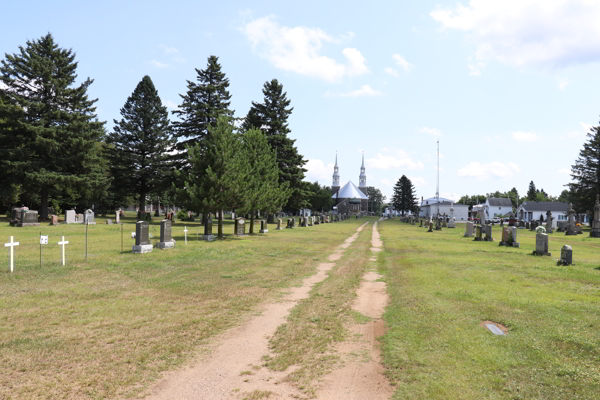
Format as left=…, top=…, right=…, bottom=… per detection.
left=58, top=236, right=69, bottom=266
left=184, top=226, right=188, bottom=245
left=5, top=236, right=20, bottom=272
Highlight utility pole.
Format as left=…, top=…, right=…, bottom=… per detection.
left=436, top=140, right=440, bottom=217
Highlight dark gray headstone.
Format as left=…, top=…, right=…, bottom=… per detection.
left=160, top=219, right=172, bottom=242
left=235, top=218, right=245, bottom=236
left=204, top=216, right=213, bottom=236
left=136, top=221, right=150, bottom=246
left=22, top=211, right=39, bottom=223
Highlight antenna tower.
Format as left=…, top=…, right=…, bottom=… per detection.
left=436, top=140, right=440, bottom=217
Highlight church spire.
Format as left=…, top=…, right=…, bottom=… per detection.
left=359, top=151, right=366, bottom=188
left=332, top=151, right=340, bottom=188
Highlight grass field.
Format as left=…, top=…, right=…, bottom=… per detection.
left=0, top=213, right=369, bottom=399
left=378, top=219, right=600, bottom=400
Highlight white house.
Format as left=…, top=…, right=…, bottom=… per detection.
left=518, top=201, right=570, bottom=224
left=419, top=197, right=469, bottom=221
left=481, top=198, right=513, bottom=219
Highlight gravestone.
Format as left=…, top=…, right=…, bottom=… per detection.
left=157, top=219, right=175, bottom=249
left=591, top=194, right=600, bottom=237
left=479, top=209, right=486, bottom=226
left=448, top=205, right=456, bottom=228
left=320, top=215, right=324, bottom=224
left=533, top=233, right=551, bottom=256
left=500, top=227, right=510, bottom=246
left=267, top=214, right=275, bottom=224
left=308, top=217, right=313, bottom=226
left=565, top=203, right=577, bottom=235
left=315, top=216, right=320, bottom=225
left=204, top=216, right=215, bottom=241
left=235, top=218, right=245, bottom=236
left=65, top=210, right=76, bottom=224
left=49, top=215, right=59, bottom=225
left=77, top=213, right=84, bottom=223
left=115, top=211, right=120, bottom=224
left=442, top=215, right=448, bottom=228
left=509, top=226, right=520, bottom=247
left=300, top=217, right=306, bottom=227
left=84, top=210, right=96, bottom=225
left=464, top=221, right=474, bottom=237
left=474, top=225, right=483, bottom=241
left=427, top=221, right=433, bottom=232
left=484, top=225, right=494, bottom=241
left=419, top=219, right=423, bottom=227
left=18, top=210, right=40, bottom=227
left=133, top=221, right=152, bottom=253
left=525, top=222, right=530, bottom=229
left=557, top=221, right=567, bottom=232
left=546, top=210, right=553, bottom=233
left=260, top=220, right=268, bottom=234
left=558, top=245, right=573, bottom=265
left=276, top=219, right=282, bottom=230
left=435, top=217, right=442, bottom=231
left=291, top=217, right=296, bottom=228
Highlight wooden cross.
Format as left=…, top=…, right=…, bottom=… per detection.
left=184, top=226, right=188, bottom=245
left=57, top=236, right=69, bottom=266
left=5, top=236, right=20, bottom=272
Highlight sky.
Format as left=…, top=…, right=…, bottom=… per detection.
left=2, top=0, right=600, bottom=202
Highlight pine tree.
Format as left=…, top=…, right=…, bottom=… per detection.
left=172, top=55, right=234, bottom=157
left=527, top=181, right=537, bottom=200
left=243, top=79, right=309, bottom=211
left=177, top=117, right=248, bottom=238
left=0, top=33, right=107, bottom=219
left=568, top=122, right=600, bottom=214
left=238, top=128, right=290, bottom=233
left=306, top=182, right=333, bottom=212
left=106, top=76, right=174, bottom=214
left=392, top=175, right=418, bottom=215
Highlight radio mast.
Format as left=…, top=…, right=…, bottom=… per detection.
left=436, top=140, right=440, bottom=217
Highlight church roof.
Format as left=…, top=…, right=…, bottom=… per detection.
left=333, top=181, right=368, bottom=200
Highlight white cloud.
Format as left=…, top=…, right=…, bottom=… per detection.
left=431, top=0, right=600, bottom=69
left=366, top=151, right=424, bottom=170
left=468, top=57, right=485, bottom=76
left=305, top=159, right=334, bottom=182
left=458, top=161, right=521, bottom=180
left=384, top=67, right=399, bottom=77
left=419, top=127, right=442, bottom=137
left=163, top=100, right=179, bottom=110
left=392, top=54, right=414, bottom=71
left=159, top=45, right=179, bottom=54
left=150, top=60, right=169, bottom=68
left=324, top=85, right=382, bottom=98
left=511, top=131, right=541, bottom=142
left=241, top=16, right=369, bottom=82
left=409, top=176, right=428, bottom=187
left=558, top=168, right=571, bottom=175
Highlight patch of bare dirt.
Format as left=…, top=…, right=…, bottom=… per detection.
left=314, top=221, right=393, bottom=400
left=480, top=320, right=509, bottom=334
left=145, top=223, right=370, bottom=400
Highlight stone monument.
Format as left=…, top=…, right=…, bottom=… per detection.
left=276, top=219, right=282, bottom=230
left=590, top=194, right=600, bottom=238
left=132, top=221, right=153, bottom=253
left=65, top=210, right=76, bottom=224
left=17, top=210, right=40, bottom=227
left=204, top=215, right=215, bottom=241
left=235, top=218, right=245, bottom=236
left=448, top=205, right=456, bottom=228
left=157, top=219, right=175, bottom=249
left=84, top=210, right=96, bottom=225
left=558, top=245, right=573, bottom=265
left=565, top=203, right=577, bottom=236
left=484, top=224, right=494, bottom=241
left=260, top=220, right=268, bottom=233
left=464, top=221, right=474, bottom=237
left=546, top=210, right=553, bottom=234
left=533, top=232, right=551, bottom=256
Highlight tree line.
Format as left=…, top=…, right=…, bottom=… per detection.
left=0, top=33, right=338, bottom=225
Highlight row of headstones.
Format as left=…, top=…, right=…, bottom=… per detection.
left=9, top=208, right=112, bottom=226
left=417, top=216, right=455, bottom=232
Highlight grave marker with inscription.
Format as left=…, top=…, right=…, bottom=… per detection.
left=133, top=221, right=153, bottom=253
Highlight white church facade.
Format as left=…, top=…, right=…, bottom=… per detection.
left=331, top=154, right=370, bottom=215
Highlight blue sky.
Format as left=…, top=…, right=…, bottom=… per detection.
left=2, top=0, right=600, bottom=202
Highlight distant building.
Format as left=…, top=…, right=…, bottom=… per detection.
left=518, top=201, right=576, bottom=224
left=420, top=196, right=469, bottom=220
left=484, top=198, right=513, bottom=218
left=331, top=154, right=369, bottom=214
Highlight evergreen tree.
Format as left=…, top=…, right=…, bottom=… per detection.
left=238, top=128, right=290, bottom=233
left=527, top=181, right=537, bottom=200
left=106, top=76, right=174, bottom=214
left=172, top=55, right=234, bottom=157
left=243, top=79, right=309, bottom=211
left=176, top=117, right=247, bottom=238
left=568, top=121, right=600, bottom=214
left=392, top=175, right=418, bottom=215
left=306, top=182, right=333, bottom=212
left=0, top=33, right=107, bottom=219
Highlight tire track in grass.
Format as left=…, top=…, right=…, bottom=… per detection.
left=146, top=222, right=369, bottom=400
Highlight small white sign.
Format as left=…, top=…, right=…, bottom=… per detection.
left=40, top=235, right=48, bottom=245
left=131, top=232, right=136, bottom=238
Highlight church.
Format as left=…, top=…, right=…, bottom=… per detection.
left=331, top=154, right=370, bottom=215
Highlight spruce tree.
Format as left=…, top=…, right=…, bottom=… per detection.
left=0, top=33, right=107, bottom=219
left=392, top=175, right=418, bottom=215
left=527, top=181, right=537, bottom=200
left=176, top=117, right=247, bottom=238
left=568, top=121, right=600, bottom=214
left=238, top=128, right=290, bottom=233
left=106, top=75, right=174, bottom=214
left=243, top=79, right=309, bottom=211
left=172, top=55, right=234, bottom=157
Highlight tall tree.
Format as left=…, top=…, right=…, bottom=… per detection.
left=527, top=181, right=537, bottom=201
left=568, top=121, right=600, bottom=214
left=238, top=128, right=290, bottom=233
left=243, top=79, right=309, bottom=211
left=176, top=117, right=247, bottom=238
left=366, top=187, right=386, bottom=214
left=172, top=55, right=234, bottom=157
left=106, top=76, right=174, bottom=214
left=0, top=33, right=107, bottom=219
left=306, top=182, right=333, bottom=212
left=392, top=175, right=418, bottom=215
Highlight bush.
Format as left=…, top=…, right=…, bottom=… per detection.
left=137, top=211, right=152, bottom=222
left=50, top=199, right=62, bottom=216
left=176, top=209, right=187, bottom=221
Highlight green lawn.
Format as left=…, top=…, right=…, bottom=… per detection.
left=0, top=213, right=370, bottom=399
left=378, top=220, right=600, bottom=400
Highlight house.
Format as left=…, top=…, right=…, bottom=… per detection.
left=419, top=197, right=469, bottom=221
left=518, top=201, right=570, bottom=224
left=479, top=198, right=513, bottom=219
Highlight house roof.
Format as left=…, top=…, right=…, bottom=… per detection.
left=487, top=198, right=513, bottom=207
left=519, top=201, right=569, bottom=212
left=332, top=181, right=368, bottom=200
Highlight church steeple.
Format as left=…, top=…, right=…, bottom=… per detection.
left=332, top=152, right=340, bottom=195
left=359, top=152, right=366, bottom=188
